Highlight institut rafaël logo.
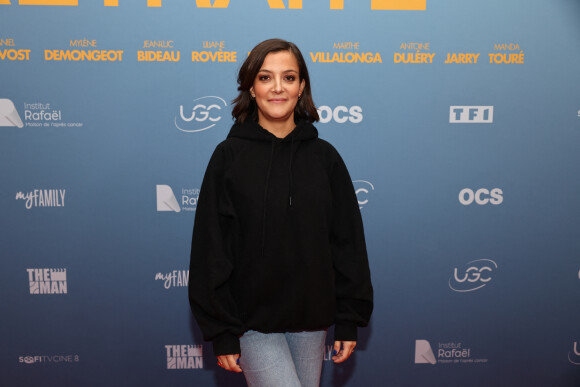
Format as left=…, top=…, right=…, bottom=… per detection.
left=449, top=106, right=493, bottom=123
left=156, top=185, right=199, bottom=213
left=569, top=342, right=580, bottom=365
left=27, top=268, right=67, bottom=295
left=0, top=98, right=24, bottom=128
left=166, top=345, right=203, bottom=369
left=317, top=105, right=363, bottom=124
left=449, top=259, right=498, bottom=293
left=415, top=339, right=488, bottom=365
left=155, top=270, right=188, bottom=289
left=174, top=96, right=226, bottom=133
left=16, top=189, right=66, bottom=209
left=353, top=180, right=374, bottom=209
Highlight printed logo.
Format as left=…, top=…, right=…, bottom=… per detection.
left=0, top=98, right=24, bottom=128
left=16, top=189, right=66, bottom=209
left=568, top=342, right=580, bottom=365
left=318, top=105, right=363, bottom=124
left=18, top=354, right=79, bottom=364
left=27, top=268, right=67, bottom=295
left=458, top=188, right=503, bottom=206
left=323, top=343, right=335, bottom=361
left=166, top=345, right=203, bottom=369
left=450, top=106, right=493, bottom=123
left=174, top=96, right=226, bottom=133
left=415, top=339, right=488, bottom=365
left=156, top=185, right=199, bottom=213
left=415, top=340, right=437, bottom=364
left=155, top=270, right=189, bottom=289
left=353, top=180, right=374, bottom=209
left=449, top=259, right=498, bottom=293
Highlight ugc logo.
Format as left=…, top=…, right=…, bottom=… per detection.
left=174, top=96, right=226, bottom=133
left=449, top=259, right=498, bottom=293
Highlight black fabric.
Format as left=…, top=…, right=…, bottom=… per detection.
left=188, top=119, right=373, bottom=356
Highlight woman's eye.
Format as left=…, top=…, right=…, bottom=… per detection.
left=258, top=75, right=270, bottom=81
left=285, top=75, right=296, bottom=81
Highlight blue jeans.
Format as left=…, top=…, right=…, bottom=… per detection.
left=239, top=329, right=327, bottom=387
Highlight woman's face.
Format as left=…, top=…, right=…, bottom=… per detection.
left=250, top=50, right=305, bottom=130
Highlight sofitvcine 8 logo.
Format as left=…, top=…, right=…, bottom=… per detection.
left=449, top=259, right=498, bottom=292
left=174, top=96, right=226, bottom=133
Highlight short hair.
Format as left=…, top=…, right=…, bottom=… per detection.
left=231, top=38, right=319, bottom=123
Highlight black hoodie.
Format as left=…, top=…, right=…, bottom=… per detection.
left=189, top=119, right=373, bottom=356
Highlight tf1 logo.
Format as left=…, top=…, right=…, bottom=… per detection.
left=449, top=106, right=493, bottom=123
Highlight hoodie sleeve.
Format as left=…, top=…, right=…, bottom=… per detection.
left=188, top=143, right=243, bottom=356
left=328, top=147, right=374, bottom=342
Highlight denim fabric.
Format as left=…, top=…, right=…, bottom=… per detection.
left=239, top=330, right=327, bottom=387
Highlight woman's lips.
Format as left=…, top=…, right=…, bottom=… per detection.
left=268, top=98, right=287, bottom=103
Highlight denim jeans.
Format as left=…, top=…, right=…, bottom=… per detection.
left=239, top=329, right=327, bottom=387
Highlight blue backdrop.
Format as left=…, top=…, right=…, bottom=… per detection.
left=1, top=0, right=580, bottom=386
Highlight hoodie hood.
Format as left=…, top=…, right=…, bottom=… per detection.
left=226, top=119, right=319, bottom=142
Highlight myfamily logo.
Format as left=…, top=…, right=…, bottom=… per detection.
left=166, top=345, right=203, bottom=369
left=449, top=259, right=498, bottom=293
left=415, top=339, right=488, bottom=365
left=155, top=270, right=189, bottom=289
left=27, top=268, right=67, bottom=295
left=568, top=342, right=580, bottom=365
left=353, top=180, right=374, bottom=209
left=18, top=354, right=79, bottom=364
left=0, top=98, right=24, bottom=128
left=16, top=189, right=66, bottom=209
left=450, top=106, right=494, bottom=123
left=156, top=185, right=199, bottom=212
left=318, top=105, right=363, bottom=124
left=174, top=96, right=226, bottom=133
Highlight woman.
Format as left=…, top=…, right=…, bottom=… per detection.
left=189, top=38, right=373, bottom=387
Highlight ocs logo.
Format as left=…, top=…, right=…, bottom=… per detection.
left=459, top=188, right=503, bottom=206
left=449, top=259, right=498, bottom=292
left=317, top=105, right=363, bottom=124
left=568, top=342, right=580, bottom=365
left=175, top=96, right=226, bottom=133
left=353, top=180, right=374, bottom=209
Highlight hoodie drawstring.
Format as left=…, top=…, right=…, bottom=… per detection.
left=261, top=138, right=276, bottom=258
left=288, top=135, right=294, bottom=207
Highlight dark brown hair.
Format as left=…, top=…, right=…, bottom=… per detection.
left=231, top=38, right=319, bottom=123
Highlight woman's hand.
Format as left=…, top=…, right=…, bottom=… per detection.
left=217, top=354, right=242, bottom=373
left=332, top=341, right=356, bottom=363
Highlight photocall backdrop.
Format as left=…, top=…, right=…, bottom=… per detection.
left=1, top=1, right=579, bottom=386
